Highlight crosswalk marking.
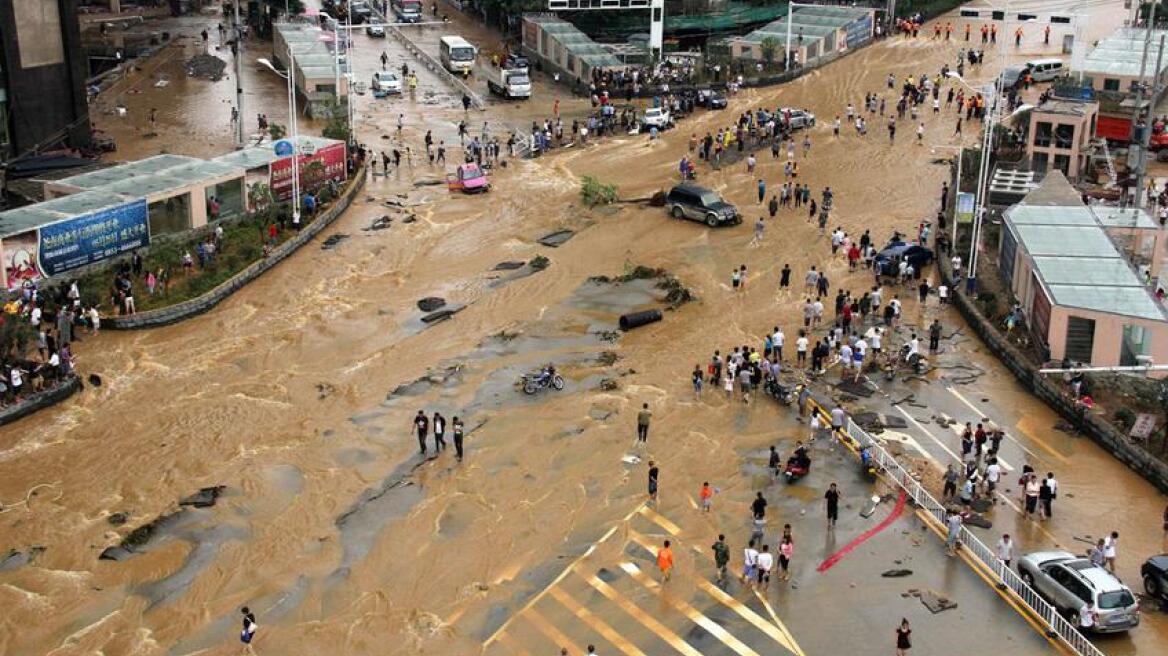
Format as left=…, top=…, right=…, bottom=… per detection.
left=494, top=629, right=536, bottom=656
left=638, top=505, right=683, bottom=535
left=548, top=586, right=649, bottom=656
left=695, top=578, right=800, bottom=655
left=943, top=423, right=1015, bottom=472
left=580, top=572, right=706, bottom=656
left=750, top=590, right=808, bottom=656
left=524, top=606, right=585, bottom=654
left=618, top=562, right=762, bottom=656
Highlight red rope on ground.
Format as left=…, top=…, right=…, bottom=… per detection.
left=816, top=490, right=907, bottom=573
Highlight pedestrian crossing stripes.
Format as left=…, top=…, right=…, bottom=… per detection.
left=482, top=504, right=804, bottom=656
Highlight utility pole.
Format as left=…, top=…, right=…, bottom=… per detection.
left=1134, top=34, right=1164, bottom=211
left=1131, top=1, right=1160, bottom=209
left=233, top=0, right=245, bottom=148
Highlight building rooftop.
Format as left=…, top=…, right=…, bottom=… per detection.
left=1078, top=26, right=1168, bottom=79
left=1034, top=98, right=1097, bottom=117
left=0, top=190, right=137, bottom=238
left=527, top=15, right=622, bottom=69
left=1093, top=206, right=1158, bottom=230
left=53, top=154, right=202, bottom=190
left=212, top=136, right=345, bottom=170
left=736, top=5, right=873, bottom=47
left=1004, top=172, right=1167, bottom=322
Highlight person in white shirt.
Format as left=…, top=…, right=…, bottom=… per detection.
left=812, top=300, right=824, bottom=325
left=796, top=334, right=809, bottom=367
left=755, top=544, right=774, bottom=588
left=985, top=460, right=1002, bottom=497
left=742, top=540, right=759, bottom=585
left=907, top=334, right=920, bottom=358
left=772, top=328, right=785, bottom=361
left=839, top=343, right=853, bottom=370
left=870, top=327, right=883, bottom=354
left=1103, top=532, right=1118, bottom=572
left=996, top=533, right=1014, bottom=569
left=938, top=284, right=949, bottom=304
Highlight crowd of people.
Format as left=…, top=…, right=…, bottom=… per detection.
left=0, top=280, right=84, bottom=404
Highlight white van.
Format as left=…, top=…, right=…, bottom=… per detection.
left=1026, top=59, right=1065, bottom=82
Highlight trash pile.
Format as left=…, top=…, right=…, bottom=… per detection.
left=186, top=54, right=227, bottom=81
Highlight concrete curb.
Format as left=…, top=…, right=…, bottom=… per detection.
left=105, top=168, right=367, bottom=330
left=0, top=375, right=82, bottom=428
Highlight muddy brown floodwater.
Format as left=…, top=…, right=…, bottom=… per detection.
left=0, top=2, right=1141, bottom=655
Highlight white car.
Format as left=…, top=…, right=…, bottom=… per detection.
left=371, top=71, right=401, bottom=94
left=642, top=107, right=672, bottom=129
left=365, top=24, right=386, bottom=38
left=777, top=107, right=816, bottom=130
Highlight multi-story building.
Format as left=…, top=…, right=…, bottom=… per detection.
left=0, top=0, right=91, bottom=168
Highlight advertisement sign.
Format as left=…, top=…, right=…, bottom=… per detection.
left=4, top=229, right=42, bottom=290
left=38, top=199, right=150, bottom=276
left=270, top=142, right=347, bottom=201
left=955, top=192, right=975, bottom=225
left=845, top=14, right=873, bottom=50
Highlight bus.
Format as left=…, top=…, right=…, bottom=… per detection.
left=439, top=36, right=477, bottom=74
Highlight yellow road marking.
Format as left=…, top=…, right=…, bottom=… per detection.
left=524, top=606, right=586, bottom=655
left=749, top=590, right=807, bottom=656
left=695, top=578, right=800, bottom=655
left=686, top=493, right=700, bottom=510
left=627, top=529, right=668, bottom=558
left=1013, top=413, right=1070, bottom=463
left=618, top=562, right=761, bottom=656
left=548, top=586, right=649, bottom=656
left=483, top=502, right=646, bottom=647
left=638, top=505, right=682, bottom=536
left=580, top=572, right=705, bottom=656
left=491, top=630, right=535, bottom=656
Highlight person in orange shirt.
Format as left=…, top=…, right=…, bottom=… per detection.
left=657, top=540, right=674, bottom=582
left=981, top=24, right=989, bottom=44
left=700, top=482, right=714, bottom=512
left=991, top=24, right=998, bottom=43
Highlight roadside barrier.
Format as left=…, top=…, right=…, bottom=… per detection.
left=835, top=413, right=1107, bottom=656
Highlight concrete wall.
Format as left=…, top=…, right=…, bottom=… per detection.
left=0, top=374, right=81, bottom=428
left=0, top=0, right=91, bottom=158
left=105, top=167, right=366, bottom=329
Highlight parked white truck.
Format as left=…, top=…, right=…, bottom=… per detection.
left=487, top=55, right=531, bottom=100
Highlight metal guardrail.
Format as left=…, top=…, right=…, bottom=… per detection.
left=840, top=417, right=1106, bottom=656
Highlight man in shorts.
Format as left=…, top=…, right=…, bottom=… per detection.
left=755, top=544, right=774, bottom=589
left=742, top=539, right=759, bottom=586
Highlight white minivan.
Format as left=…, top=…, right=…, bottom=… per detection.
left=1026, top=58, right=1065, bottom=82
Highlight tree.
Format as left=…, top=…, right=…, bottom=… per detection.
left=268, top=123, right=287, bottom=141
left=759, top=36, right=780, bottom=68
left=580, top=175, right=619, bottom=206
left=321, top=99, right=351, bottom=144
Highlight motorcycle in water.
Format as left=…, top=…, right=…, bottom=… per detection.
left=784, top=449, right=811, bottom=484
left=522, top=366, right=565, bottom=395
left=763, top=377, right=795, bottom=405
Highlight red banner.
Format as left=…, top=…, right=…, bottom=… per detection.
left=270, top=142, right=348, bottom=201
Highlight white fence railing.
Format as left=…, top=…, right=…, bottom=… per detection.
left=842, top=417, right=1106, bottom=656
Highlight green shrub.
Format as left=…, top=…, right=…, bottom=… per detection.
left=581, top=175, right=619, bottom=207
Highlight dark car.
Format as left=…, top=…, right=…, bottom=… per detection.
left=1143, top=555, right=1168, bottom=601
left=666, top=183, right=740, bottom=227
left=875, top=242, right=934, bottom=275
left=698, top=89, right=728, bottom=109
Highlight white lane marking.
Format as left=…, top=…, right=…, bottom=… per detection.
left=946, top=387, right=1043, bottom=461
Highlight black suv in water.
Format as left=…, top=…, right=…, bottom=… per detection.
left=666, top=183, right=740, bottom=227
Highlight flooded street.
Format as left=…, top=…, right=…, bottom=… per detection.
left=2, top=2, right=1162, bottom=655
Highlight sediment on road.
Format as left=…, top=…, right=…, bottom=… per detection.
left=105, top=167, right=367, bottom=330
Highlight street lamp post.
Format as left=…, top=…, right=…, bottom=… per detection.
left=258, top=55, right=301, bottom=227
left=785, top=2, right=813, bottom=73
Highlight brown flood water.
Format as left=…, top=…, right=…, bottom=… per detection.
left=1, top=3, right=1147, bottom=655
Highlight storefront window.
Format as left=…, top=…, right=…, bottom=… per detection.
left=148, top=193, right=191, bottom=236
left=205, top=178, right=244, bottom=223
